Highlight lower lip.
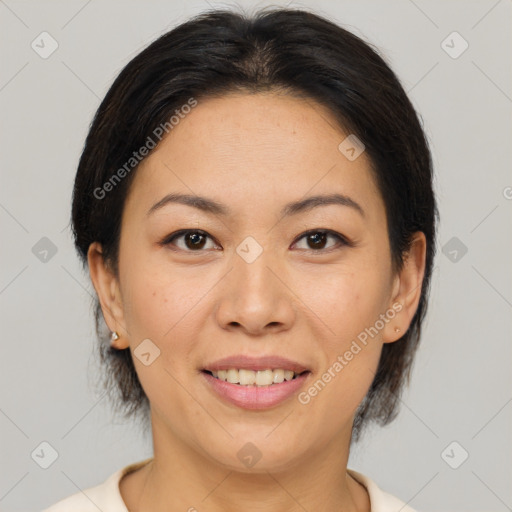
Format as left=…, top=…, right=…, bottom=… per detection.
left=201, top=371, right=310, bottom=410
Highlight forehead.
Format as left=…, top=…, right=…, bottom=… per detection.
left=125, top=92, right=385, bottom=222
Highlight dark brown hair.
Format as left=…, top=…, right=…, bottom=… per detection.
left=71, top=7, right=438, bottom=443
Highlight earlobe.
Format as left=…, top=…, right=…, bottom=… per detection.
left=87, top=242, right=129, bottom=349
left=383, top=232, right=427, bottom=344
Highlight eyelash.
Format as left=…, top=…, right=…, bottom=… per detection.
left=160, top=229, right=352, bottom=254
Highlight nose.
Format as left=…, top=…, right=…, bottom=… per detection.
left=215, top=243, right=296, bottom=336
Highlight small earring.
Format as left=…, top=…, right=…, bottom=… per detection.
left=394, top=327, right=401, bottom=333
left=110, top=331, right=119, bottom=344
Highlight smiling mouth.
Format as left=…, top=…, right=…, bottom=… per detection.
left=202, top=368, right=309, bottom=386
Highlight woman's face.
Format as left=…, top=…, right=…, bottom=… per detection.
left=91, top=92, right=424, bottom=472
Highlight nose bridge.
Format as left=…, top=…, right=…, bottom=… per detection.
left=233, top=233, right=280, bottom=300
left=216, top=232, right=293, bottom=332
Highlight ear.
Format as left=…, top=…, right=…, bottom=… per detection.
left=382, top=232, right=427, bottom=344
left=87, top=242, right=129, bottom=349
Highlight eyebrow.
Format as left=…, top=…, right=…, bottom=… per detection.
left=146, top=192, right=365, bottom=219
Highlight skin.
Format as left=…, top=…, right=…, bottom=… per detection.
left=88, top=92, right=426, bottom=512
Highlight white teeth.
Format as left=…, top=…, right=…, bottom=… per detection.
left=208, top=368, right=303, bottom=386
left=273, top=369, right=284, bottom=383
left=226, top=369, right=239, bottom=384
left=239, top=369, right=256, bottom=385
left=255, top=369, right=273, bottom=386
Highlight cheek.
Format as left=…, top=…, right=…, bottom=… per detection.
left=119, top=258, right=212, bottom=398
left=297, top=263, right=390, bottom=422
left=298, top=266, right=389, bottom=404
left=121, top=258, right=202, bottom=339
left=119, top=262, right=203, bottom=412
left=302, top=265, right=390, bottom=346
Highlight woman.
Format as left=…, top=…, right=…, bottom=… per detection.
left=44, top=7, right=437, bottom=511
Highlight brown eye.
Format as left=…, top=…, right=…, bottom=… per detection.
left=162, top=230, right=217, bottom=252
left=183, top=232, right=207, bottom=250
left=307, top=232, right=328, bottom=249
left=293, top=230, right=348, bottom=252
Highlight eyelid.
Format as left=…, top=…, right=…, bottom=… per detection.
left=160, top=229, right=220, bottom=250
left=160, top=228, right=352, bottom=252
left=292, top=229, right=353, bottom=250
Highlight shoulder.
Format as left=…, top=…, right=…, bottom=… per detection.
left=42, top=458, right=153, bottom=512
left=41, top=468, right=125, bottom=512
left=347, top=468, right=420, bottom=512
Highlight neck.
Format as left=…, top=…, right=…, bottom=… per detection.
left=123, top=414, right=369, bottom=511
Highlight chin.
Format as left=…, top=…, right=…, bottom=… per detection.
left=200, top=435, right=306, bottom=475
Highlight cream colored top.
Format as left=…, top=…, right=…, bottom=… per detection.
left=42, top=458, right=418, bottom=512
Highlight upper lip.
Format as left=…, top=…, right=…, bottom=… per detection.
left=203, top=355, right=310, bottom=374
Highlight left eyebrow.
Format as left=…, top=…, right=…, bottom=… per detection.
left=280, top=193, right=365, bottom=219
left=146, top=192, right=365, bottom=219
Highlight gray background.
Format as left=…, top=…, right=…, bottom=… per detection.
left=1, top=0, right=511, bottom=510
